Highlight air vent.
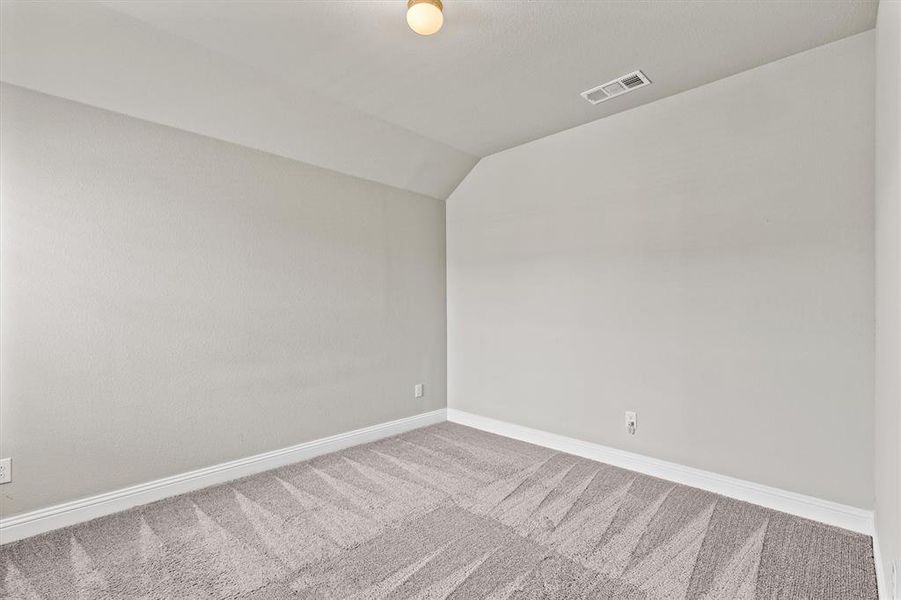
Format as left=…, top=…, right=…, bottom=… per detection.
left=581, top=70, right=651, bottom=105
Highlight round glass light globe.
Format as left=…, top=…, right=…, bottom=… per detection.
left=407, top=0, right=443, bottom=36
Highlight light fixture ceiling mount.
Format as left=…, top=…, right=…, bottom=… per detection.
left=407, top=0, right=443, bottom=36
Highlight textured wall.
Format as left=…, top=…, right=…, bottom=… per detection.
left=0, top=83, right=447, bottom=517
left=447, top=32, right=874, bottom=508
left=875, top=1, right=901, bottom=592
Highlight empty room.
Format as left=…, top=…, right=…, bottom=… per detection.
left=0, top=1, right=899, bottom=598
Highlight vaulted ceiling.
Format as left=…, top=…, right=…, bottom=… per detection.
left=0, top=1, right=878, bottom=199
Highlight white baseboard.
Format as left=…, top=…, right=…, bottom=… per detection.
left=874, top=532, right=889, bottom=600
left=1, top=405, right=879, bottom=569
left=447, top=409, right=875, bottom=536
left=0, top=409, right=447, bottom=545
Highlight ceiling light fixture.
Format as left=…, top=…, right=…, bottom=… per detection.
left=407, top=0, right=443, bottom=36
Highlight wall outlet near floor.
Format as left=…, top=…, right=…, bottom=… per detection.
left=0, top=457, right=11, bottom=484
left=414, top=383, right=424, bottom=399
left=625, top=411, right=637, bottom=435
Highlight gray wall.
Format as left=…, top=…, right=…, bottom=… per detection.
left=875, top=1, right=901, bottom=593
left=0, top=84, right=447, bottom=517
left=447, top=32, right=874, bottom=508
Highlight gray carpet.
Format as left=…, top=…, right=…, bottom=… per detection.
left=0, top=422, right=877, bottom=599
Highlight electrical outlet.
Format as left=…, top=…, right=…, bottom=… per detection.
left=414, top=383, right=424, bottom=399
left=0, top=458, right=10, bottom=484
left=625, top=411, right=637, bottom=435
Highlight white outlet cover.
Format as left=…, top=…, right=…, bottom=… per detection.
left=414, top=384, right=424, bottom=398
left=0, top=457, right=10, bottom=484
left=625, top=411, right=637, bottom=434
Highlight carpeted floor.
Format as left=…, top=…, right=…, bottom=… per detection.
left=0, top=422, right=878, bottom=599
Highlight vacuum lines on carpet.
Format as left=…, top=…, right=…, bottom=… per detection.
left=0, top=422, right=877, bottom=599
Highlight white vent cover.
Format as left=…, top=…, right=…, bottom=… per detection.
left=581, top=70, right=651, bottom=105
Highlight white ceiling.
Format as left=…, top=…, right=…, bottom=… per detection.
left=1, top=1, right=878, bottom=199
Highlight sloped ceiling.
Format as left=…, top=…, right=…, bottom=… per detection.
left=0, top=1, right=878, bottom=199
